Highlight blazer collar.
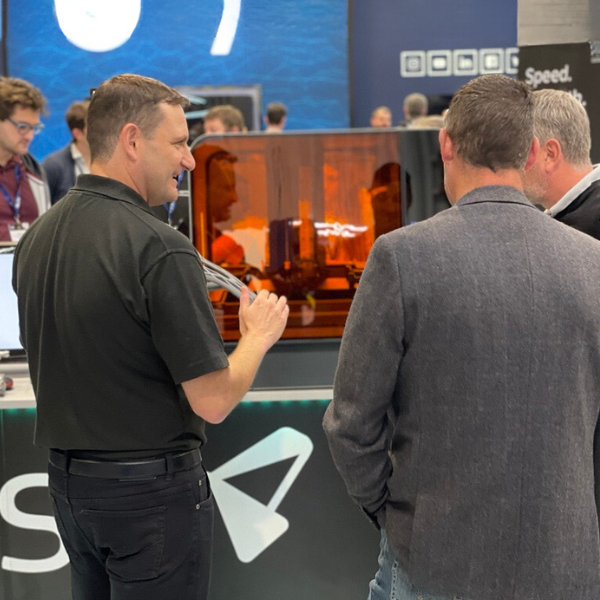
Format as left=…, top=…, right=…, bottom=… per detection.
left=455, top=185, right=538, bottom=211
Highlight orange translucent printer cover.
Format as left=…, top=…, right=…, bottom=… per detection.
left=189, top=129, right=447, bottom=340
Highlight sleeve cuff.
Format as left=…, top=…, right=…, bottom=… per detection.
left=362, top=505, right=386, bottom=531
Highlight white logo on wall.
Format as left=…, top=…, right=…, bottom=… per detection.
left=523, top=64, right=587, bottom=107
left=210, top=0, right=242, bottom=55
left=207, top=427, right=313, bottom=563
left=401, top=47, right=519, bottom=78
left=524, top=64, right=573, bottom=89
left=0, top=427, right=312, bottom=572
left=54, top=0, right=240, bottom=55
left=54, top=0, right=142, bottom=53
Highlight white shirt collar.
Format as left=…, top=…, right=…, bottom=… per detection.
left=546, top=164, right=600, bottom=217
left=70, top=142, right=83, bottom=162
left=70, top=142, right=89, bottom=175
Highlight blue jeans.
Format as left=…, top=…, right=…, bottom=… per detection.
left=368, top=530, right=464, bottom=600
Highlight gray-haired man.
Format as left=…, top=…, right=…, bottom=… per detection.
left=523, top=88, right=600, bottom=240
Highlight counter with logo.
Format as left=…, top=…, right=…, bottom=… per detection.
left=0, top=343, right=380, bottom=600
left=1, top=128, right=452, bottom=598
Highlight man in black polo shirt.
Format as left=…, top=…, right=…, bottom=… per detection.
left=12, top=74, right=289, bottom=600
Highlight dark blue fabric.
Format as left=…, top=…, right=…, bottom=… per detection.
left=42, top=144, right=76, bottom=205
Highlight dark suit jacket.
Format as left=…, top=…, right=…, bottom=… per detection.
left=42, top=144, right=75, bottom=205
left=324, top=185, right=600, bottom=600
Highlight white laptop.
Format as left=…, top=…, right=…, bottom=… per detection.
left=0, top=253, right=23, bottom=352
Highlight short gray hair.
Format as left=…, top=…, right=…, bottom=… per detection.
left=403, top=93, right=428, bottom=118
left=532, top=89, right=592, bottom=168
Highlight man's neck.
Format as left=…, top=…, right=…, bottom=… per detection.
left=0, top=148, right=16, bottom=168
left=451, top=166, right=525, bottom=204
left=90, top=161, right=146, bottom=202
left=73, top=140, right=91, bottom=167
left=545, top=164, right=594, bottom=210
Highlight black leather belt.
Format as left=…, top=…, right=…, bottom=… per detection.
left=49, top=448, right=202, bottom=479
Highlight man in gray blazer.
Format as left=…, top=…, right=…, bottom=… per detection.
left=324, top=74, right=600, bottom=600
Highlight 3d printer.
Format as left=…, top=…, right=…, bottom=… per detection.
left=187, top=129, right=448, bottom=340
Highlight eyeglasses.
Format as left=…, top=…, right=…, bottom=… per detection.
left=6, top=117, right=45, bottom=136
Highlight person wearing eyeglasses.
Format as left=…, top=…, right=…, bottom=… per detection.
left=0, top=76, right=49, bottom=243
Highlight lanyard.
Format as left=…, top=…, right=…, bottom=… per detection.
left=163, top=200, right=177, bottom=226
left=0, top=165, right=22, bottom=223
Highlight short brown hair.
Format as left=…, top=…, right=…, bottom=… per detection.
left=87, top=74, right=189, bottom=162
left=0, top=77, right=46, bottom=120
left=444, top=74, right=534, bottom=172
left=65, top=100, right=90, bottom=134
left=266, top=102, right=287, bottom=125
left=204, top=105, right=245, bottom=131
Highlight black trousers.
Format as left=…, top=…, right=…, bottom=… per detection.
left=48, top=455, right=213, bottom=600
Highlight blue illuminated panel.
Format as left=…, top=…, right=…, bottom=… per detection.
left=7, top=0, right=348, bottom=159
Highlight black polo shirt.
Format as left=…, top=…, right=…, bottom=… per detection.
left=13, top=174, right=229, bottom=456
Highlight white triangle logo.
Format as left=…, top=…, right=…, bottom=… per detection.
left=207, top=427, right=313, bottom=563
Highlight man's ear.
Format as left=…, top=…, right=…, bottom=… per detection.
left=120, top=123, right=141, bottom=161
left=72, top=127, right=84, bottom=143
left=439, top=128, right=454, bottom=164
left=543, top=138, right=562, bottom=173
left=524, top=136, right=540, bottom=171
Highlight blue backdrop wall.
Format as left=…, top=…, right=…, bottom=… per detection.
left=350, top=0, right=518, bottom=126
left=6, top=0, right=349, bottom=160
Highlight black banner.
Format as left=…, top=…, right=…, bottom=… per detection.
left=518, top=42, right=600, bottom=164
left=0, top=403, right=379, bottom=599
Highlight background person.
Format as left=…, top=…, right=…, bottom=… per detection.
left=0, top=76, right=49, bottom=243
left=264, top=101, right=287, bottom=132
left=324, top=73, right=600, bottom=600
left=369, top=162, right=402, bottom=239
left=206, top=149, right=244, bottom=264
left=523, top=88, right=600, bottom=239
left=13, top=73, right=288, bottom=600
left=369, top=105, right=392, bottom=128
left=203, top=104, right=246, bottom=134
left=43, top=100, right=91, bottom=204
left=399, top=92, right=428, bottom=127
left=409, top=114, right=444, bottom=128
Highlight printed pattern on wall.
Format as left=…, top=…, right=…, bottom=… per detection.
left=7, top=0, right=349, bottom=159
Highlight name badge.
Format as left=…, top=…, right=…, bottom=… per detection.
left=8, top=222, right=29, bottom=243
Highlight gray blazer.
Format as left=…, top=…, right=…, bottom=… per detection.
left=324, top=185, right=600, bottom=600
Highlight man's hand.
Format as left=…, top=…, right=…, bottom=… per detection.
left=182, top=286, right=289, bottom=423
left=239, top=286, right=289, bottom=351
